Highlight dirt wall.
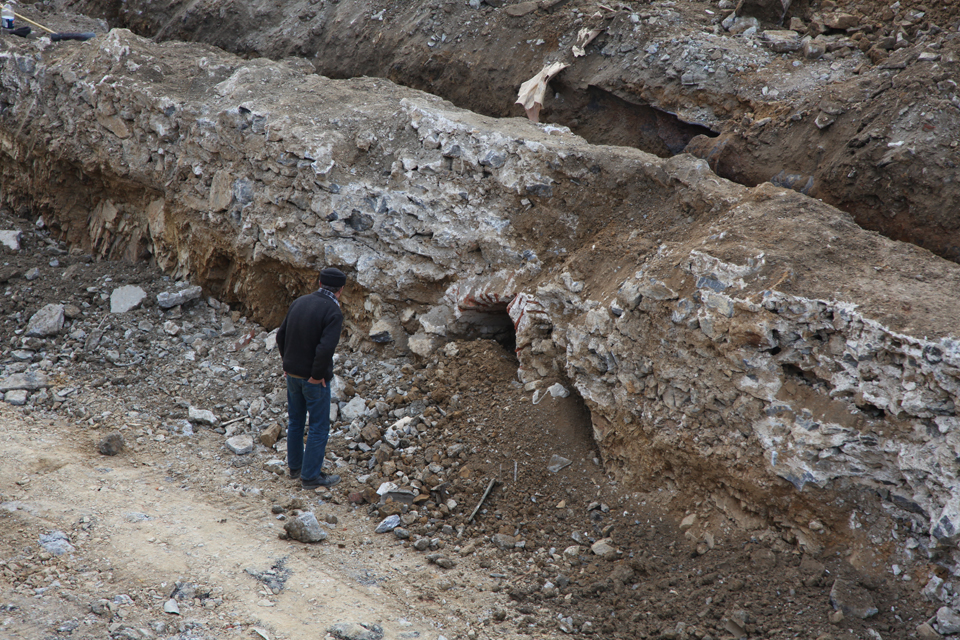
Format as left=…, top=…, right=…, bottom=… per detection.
left=2, top=29, right=960, bottom=580
left=55, top=0, right=960, bottom=263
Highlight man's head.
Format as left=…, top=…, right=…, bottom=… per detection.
left=319, top=267, right=346, bottom=297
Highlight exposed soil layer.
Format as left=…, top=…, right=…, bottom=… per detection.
left=46, top=0, right=960, bottom=263
left=0, top=210, right=941, bottom=640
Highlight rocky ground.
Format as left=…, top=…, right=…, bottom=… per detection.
left=45, top=0, right=960, bottom=261
left=1, top=205, right=956, bottom=639
left=3, top=0, right=960, bottom=639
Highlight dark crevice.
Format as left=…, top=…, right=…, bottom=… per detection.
left=855, top=402, right=888, bottom=419
left=544, top=83, right=719, bottom=159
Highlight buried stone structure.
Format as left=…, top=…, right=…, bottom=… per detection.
left=1, top=30, right=960, bottom=579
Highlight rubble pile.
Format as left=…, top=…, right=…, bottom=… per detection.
left=0, top=214, right=949, bottom=639
left=3, top=27, right=960, bottom=586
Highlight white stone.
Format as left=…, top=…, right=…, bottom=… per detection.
left=369, top=319, right=394, bottom=343
left=340, top=396, right=368, bottom=421
left=162, top=320, right=180, bottom=336
left=163, top=599, right=180, bottom=615
left=591, top=538, right=617, bottom=557
left=418, top=306, right=453, bottom=336
left=329, top=374, right=345, bottom=402
left=188, top=406, right=219, bottom=425
left=329, top=402, right=339, bottom=423
left=408, top=332, right=441, bottom=357
left=4, top=389, right=29, bottom=405
left=937, top=606, right=960, bottom=635
left=377, top=481, right=399, bottom=496
left=264, top=328, right=278, bottom=352
left=0, top=371, right=49, bottom=392
left=0, top=230, right=22, bottom=251
left=157, top=285, right=203, bottom=309
left=547, top=383, right=570, bottom=398
left=226, top=434, right=254, bottom=455
left=263, top=459, right=286, bottom=475
left=375, top=514, right=401, bottom=533
left=110, top=285, right=147, bottom=313
left=25, top=304, right=65, bottom=337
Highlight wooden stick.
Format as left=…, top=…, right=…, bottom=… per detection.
left=468, top=478, right=497, bottom=524
left=13, top=12, right=55, bottom=34
left=220, top=415, right=248, bottom=427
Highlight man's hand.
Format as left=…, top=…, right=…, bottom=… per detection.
left=308, top=377, right=327, bottom=387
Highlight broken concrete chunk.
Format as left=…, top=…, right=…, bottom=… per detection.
left=829, top=578, right=878, bottom=619
left=0, top=230, right=22, bottom=251
left=3, top=389, right=28, bottom=405
left=547, top=383, right=569, bottom=398
left=157, top=285, right=203, bottom=309
left=284, top=512, right=328, bottom=543
left=259, top=423, right=282, bottom=447
left=418, top=306, right=453, bottom=336
left=762, top=30, right=800, bottom=52
left=504, top=1, right=538, bottom=17
left=427, top=554, right=456, bottom=569
left=590, top=538, right=617, bottom=558
left=110, top=285, right=147, bottom=313
left=938, top=606, right=960, bottom=635
left=408, top=332, right=441, bottom=357
left=226, top=434, right=254, bottom=455
left=0, top=371, right=50, bottom=392
left=368, top=319, right=394, bottom=343
left=547, top=454, right=572, bottom=473
left=823, top=12, right=858, bottom=30
left=375, top=515, right=400, bottom=533
left=25, top=303, right=65, bottom=337
left=188, top=406, right=219, bottom=425
left=637, top=278, right=678, bottom=301
left=341, top=396, right=368, bottom=421
left=263, top=459, right=286, bottom=475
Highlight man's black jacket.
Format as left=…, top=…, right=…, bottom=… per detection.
left=276, top=290, right=343, bottom=381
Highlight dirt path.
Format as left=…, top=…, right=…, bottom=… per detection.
left=0, top=407, right=523, bottom=640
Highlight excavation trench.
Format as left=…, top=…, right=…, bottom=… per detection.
left=58, top=0, right=960, bottom=264
left=4, top=9, right=960, bottom=620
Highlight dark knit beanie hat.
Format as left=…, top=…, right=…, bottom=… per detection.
left=319, top=267, right=347, bottom=288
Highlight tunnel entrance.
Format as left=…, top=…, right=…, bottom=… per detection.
left=451, top=301, right=518, bottom=362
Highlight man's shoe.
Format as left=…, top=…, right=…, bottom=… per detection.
left=301, top=473, right=341, bottom=490
left=289, top=469, right=301, bottom=480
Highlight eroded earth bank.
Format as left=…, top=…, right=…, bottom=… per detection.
left=1, top=2, right=960, bottom=640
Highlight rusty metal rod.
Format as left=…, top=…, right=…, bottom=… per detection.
left=468, top=478, right=497, bottom=524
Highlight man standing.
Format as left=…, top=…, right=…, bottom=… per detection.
left=276, top=267, right=346, bottom=489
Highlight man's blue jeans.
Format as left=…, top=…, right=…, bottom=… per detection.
left=286, top=374, right=331, bottom=483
